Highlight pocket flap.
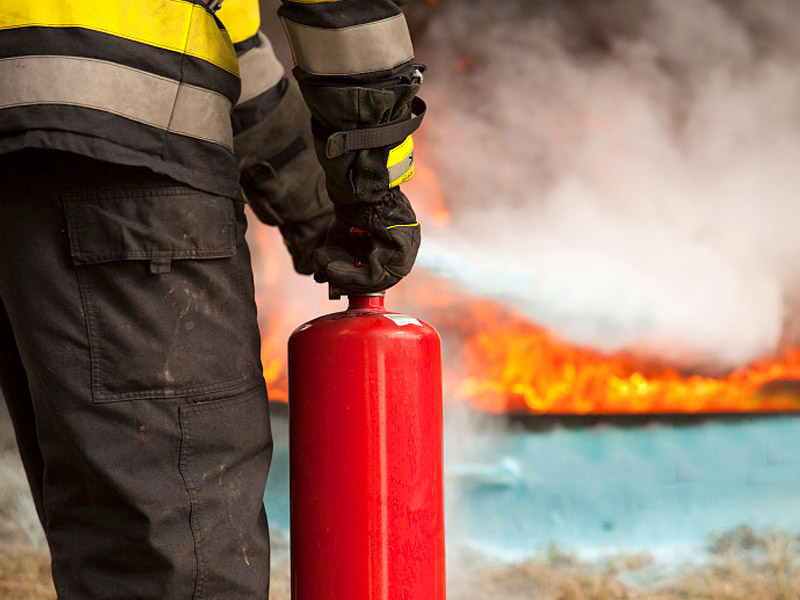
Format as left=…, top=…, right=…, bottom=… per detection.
left=64, top=188, right=236, bottom=265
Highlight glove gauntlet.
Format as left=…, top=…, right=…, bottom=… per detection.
left=234, top=80, right=334, bottom=274
left=278, top=3, right=426, bottom=292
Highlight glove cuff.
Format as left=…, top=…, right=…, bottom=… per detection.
left=297, top=67, right=425, bottom=205
left=235, top=81, right=331, bottom=226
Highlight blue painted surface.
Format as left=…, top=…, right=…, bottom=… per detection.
left=265, top=412, right=800, bottom=564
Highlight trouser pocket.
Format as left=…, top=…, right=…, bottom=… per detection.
left=63, top=186, right=255, bottom=402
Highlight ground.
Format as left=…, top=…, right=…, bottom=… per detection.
left=3, top=404, right=800, bottom=599
left=4, top=527, right=800, bottom=600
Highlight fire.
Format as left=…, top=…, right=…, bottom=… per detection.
left=247, top=135, right=800, bottom=415
left=250, top=215, right=800, bottom=414
left=404, top=163, right=451, bottom=226
left=450, top=299, right=800, bottom=414
left=247, top=221, right=330, bottom=405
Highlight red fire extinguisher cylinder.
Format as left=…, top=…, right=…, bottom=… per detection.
left=288, top=293, right=445, bottom=600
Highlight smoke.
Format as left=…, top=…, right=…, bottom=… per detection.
left=414, top=0, right=800, bottom=372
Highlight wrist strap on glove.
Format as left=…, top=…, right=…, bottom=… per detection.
left=324, top=96, right=426, bottom=159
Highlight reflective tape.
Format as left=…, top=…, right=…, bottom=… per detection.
left=0, top=56, right=234, bottom=150
left=0, top=0, right=239, bottom=76
left=216, top=0, right=261, bottom=44
left=238, top=33, right=285, bottom=104
left=281, top=14, right=414, bottom=76
left=387, top=135, right=415, bottom=188
left=386, top=222, right=419, bottom=230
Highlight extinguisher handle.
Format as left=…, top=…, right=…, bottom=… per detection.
left=329, top=227, right=373, bottom=301
left=329, top=284, right=344, bottom=300
left=349, top=227, right=371, bottom=268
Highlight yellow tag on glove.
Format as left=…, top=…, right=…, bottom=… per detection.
left=387, top=135, right=415, bottom=188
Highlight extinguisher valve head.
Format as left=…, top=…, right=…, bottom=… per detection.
left=328, top=284, right=385, bottom=301
left=329, top=284, right=343, bottom=300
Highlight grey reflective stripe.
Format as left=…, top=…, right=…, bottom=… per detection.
left=238, top=32, right=285, bottom=105
left=281, top=14, right=414, bottom=76
left=0, top=55, right=234, bottom=150
left=388, top=147, right=413, bottom=186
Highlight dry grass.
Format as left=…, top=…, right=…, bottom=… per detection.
left=446, top=527, right=800, bottom=600
left=2, top=519, right=800, bottom=599
left=0, top=544, right=56, bottom=600
left=0, top=413, right=54, bottom=600
left=3, top=403, right=800, bottom=599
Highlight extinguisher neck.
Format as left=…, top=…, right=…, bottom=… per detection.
left=348, top=294, right=386, bottom=311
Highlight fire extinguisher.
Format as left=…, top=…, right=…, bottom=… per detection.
left=288, top=276, right=446, bottom=599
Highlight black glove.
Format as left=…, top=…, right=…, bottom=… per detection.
left=234, top=79, right=334, bottom=275
left=296, top=64, right=426, bottom=292
left=312, top=189, right=420, bottom=293
left=279, top=209, right=333, bottom=275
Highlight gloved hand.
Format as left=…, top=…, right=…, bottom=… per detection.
left=312, top=189, right=420, bottom=293
left=296, top=64, right=426, bottom=293
left=279, top=209, right=333, bottom=275
left=234, top=80, right=334, bottom=275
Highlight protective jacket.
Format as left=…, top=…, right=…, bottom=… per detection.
left=0, top=0, right=418, bottom=200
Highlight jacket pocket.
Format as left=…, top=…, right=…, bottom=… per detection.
left=64, top=187, right=253, bottom=403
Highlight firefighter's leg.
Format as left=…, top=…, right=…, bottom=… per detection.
left=0, top=149, right=272, bottom=600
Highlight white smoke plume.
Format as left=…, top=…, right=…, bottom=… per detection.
left=413, top=0, right=800, bottom=373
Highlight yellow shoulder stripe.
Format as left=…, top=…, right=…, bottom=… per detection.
left=0, top=0, right=239, bottom=76
left=216, top=0, right=261, bottom=44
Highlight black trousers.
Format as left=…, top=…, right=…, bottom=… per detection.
left=0, top=150, right=272, bottom=599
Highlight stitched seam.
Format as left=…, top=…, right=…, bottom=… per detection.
left=177, top=386, right=263, bottom=599
left=180, top=385, right=264, bottom=415
left=92, top=374, right=250, bottom=403
left=74, top=268, right=105, bottom=401
left=163, top=12, right=192, bottom=166
left=285, top=14, right=406, bottom=34
left=232, top=208, right=250, bottom=383
left=64, top=188, right=216, bottom=200
left=73, top=250, right=235, bottom=260
left=178, top=410, right=205, bottom=600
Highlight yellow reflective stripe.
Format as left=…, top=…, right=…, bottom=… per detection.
left=384, top=266, right=404, bottom=278
left=386, top=222, right=419, bottom=230
left=281, top=14, right=414, bottom=76
left=0, top=0, right=239, bottom=76
left=216, top=0, right=261, bottom=44
left=388, top=135, right=414, bottom=166
left=0, top=56, right=234, bottom=150
left=387, top=135, right=415, bottom=188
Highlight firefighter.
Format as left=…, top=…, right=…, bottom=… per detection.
left=0, top=0, right=424, bottom=597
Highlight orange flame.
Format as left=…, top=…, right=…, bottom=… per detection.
left=247, top=134, right=800, bottom=415
left=448, top=300, right=800, bottom=414
left=404, top=162, right=451, bottom=227
left=248, top=222, right=300, bottom=404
